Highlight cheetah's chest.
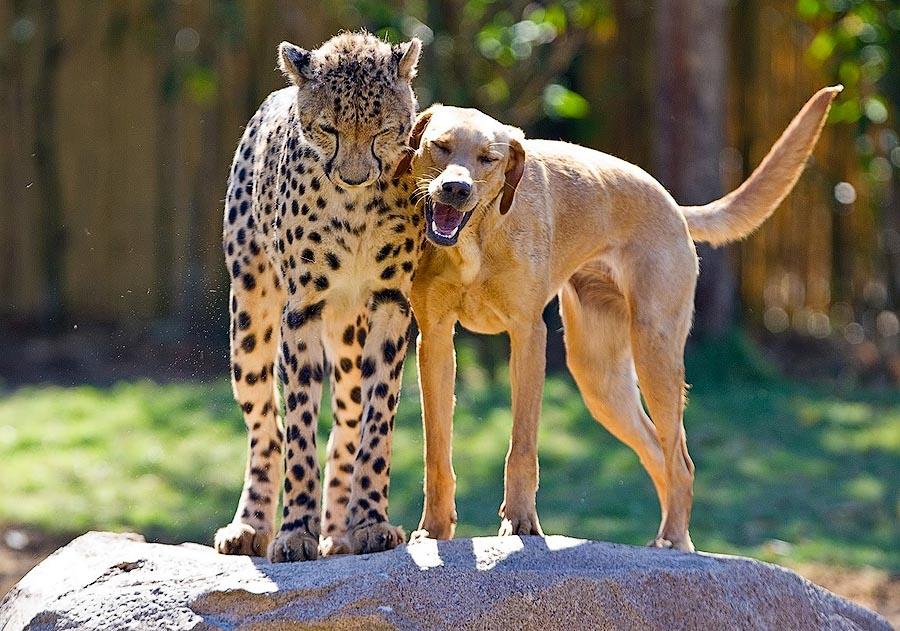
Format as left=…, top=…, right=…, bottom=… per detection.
left=272, top=170, right=421, bottom=310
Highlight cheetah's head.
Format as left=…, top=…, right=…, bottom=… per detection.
left=278, top=32, right=421, bottom=190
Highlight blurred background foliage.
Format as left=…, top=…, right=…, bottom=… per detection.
left=0, top=0, right=898, bottom=385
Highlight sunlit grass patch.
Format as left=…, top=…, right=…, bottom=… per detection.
left=0, top=342, right=896, bottom=571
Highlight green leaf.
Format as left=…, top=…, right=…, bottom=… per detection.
left=838, top=60, right=860, bottom=87
left=543, top=84, right=590, bottom=119
left=808, top=30, right=836, bottom=62
left=185, top=65, right=218, bottom=107
left=541, top=4, right=568, bottom=32
left=796, top=0, right=820, bottom=19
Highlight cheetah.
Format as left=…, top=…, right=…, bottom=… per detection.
left=214, top=32, right=425, bottom=562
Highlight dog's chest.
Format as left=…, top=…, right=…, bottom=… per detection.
left=448, top=269, right=511, bottom=335
left=415, top=244, right=516, bottom=334
left=457, top=287, right=507, bottom=334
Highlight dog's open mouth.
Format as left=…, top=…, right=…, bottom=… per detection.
left=425, top=199, right=472, bottom=246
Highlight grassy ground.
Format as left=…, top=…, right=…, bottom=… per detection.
left=0, top=338, right=897, bottom=576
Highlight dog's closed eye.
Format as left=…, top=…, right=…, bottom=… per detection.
left=432, top=141, right=451, bottom=153
left=478, top=155, right=499, bottom=164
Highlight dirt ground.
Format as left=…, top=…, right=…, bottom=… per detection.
left=1, top=525, right=896, bottom=625
left=0, top=526, right=71, bottom=600
left=787, top=562, right=899, bottom=627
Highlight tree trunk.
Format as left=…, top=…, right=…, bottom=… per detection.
left=654, top=0, right=736, bottom=339
left=33, top=0, right=66, bottom=329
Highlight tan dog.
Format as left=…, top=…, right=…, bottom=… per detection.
left=399, top=86, right=841, bottom=551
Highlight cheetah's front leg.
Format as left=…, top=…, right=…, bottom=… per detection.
left=214, top=267, right=285, bottom=557
left=343, top=291, right=411, bottom=554
left=268, top=300, right=326, bottom=562
left=319, top=313, right=367, bottom=556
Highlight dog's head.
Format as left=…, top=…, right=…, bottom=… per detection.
left=395, top=105, right=525, bottom=246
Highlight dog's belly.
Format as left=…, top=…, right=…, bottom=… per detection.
left=458, top=310, right=506, bottom=335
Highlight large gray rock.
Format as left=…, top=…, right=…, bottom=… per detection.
left=0, top=531, right=890, bottom=630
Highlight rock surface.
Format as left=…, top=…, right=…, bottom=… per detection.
left=0, top=531, right=890, bottom=630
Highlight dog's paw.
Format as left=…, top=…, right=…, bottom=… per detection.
left=214, top=522, right=271, bottom=557
left=408, top=529, right=432, bottom=544
left=648, top=536, right=673, bottom=549
left=346, top=522, right=406, bottom=554
left=268, top=530, right=319, bottom=563
left=413, top=516, right=455, bottom=541
left=498, top=509, right=543, bottom=537
left=408, top=525, right=453, bottom=543
left=648, top=535, right=694, bottom=552
left=319, top=535, right=351, bottom=557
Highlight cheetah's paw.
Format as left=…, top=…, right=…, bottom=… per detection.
left=268, top=530, right=319, bottom=563
left=319, top=535, right=351, bottom=557
left=346, top=522, right=406, bottom=554
left=214, top=522, right=271, bottom=557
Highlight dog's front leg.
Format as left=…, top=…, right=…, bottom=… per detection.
left=499, top=319, right=547, bottom=536
left=412, top=316, right=458, bottom=540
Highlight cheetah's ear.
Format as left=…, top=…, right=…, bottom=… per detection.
left=278, top=41, right=316, bottom=86
left=393, top=38, right=422, bottom=82
left=393, top=108, right=434, bottom=180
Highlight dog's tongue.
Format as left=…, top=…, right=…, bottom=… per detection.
left=432, top=202, right=464, bottom=236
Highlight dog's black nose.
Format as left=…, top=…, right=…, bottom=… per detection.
left=441, top=180, right=472, bottom=201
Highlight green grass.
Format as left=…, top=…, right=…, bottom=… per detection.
left=0, top=338, right=897, bottom=571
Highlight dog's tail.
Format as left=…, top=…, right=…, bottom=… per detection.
left=680, top=85, right=841, bottom=246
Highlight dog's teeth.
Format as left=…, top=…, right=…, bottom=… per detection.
left=431, top=219, right=461, bottom=239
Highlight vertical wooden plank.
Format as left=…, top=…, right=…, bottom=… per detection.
left=4, top=3, right=54, bottom=320
left=734, top=0, right=850, bottom=327
left=56, top=0, right=111, bottom=319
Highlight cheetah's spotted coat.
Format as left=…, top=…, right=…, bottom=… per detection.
left=215, top=32, right=424, bottom=562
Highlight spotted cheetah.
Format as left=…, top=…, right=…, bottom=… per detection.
left=214, top=32, right=425, bottom=562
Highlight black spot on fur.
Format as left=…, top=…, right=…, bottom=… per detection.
left=382, top=340, right=396, bottom=364
left=371, top=288, right=409, bottom=316
left=286, top=300, right=325, bottom=329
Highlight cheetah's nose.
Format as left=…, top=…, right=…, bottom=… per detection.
left=336, top=171, right=373, bottom=187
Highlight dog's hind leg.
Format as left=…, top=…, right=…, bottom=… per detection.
left=623, top=248, right=697, bottom=552
left=559, top=273, right=668, bottom=526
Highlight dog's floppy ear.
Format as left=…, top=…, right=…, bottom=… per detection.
left=392, top=108, right=433, bottom=180
left=499, top=137, right=525, bottom=215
